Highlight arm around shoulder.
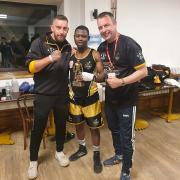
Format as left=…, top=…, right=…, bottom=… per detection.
left=92, top=50, right=105, bottom=83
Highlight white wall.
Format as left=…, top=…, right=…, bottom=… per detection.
left=85, top=0, right=111, bottom=34
left=61, top=0, right=110, bottom=46
left=57, top=0, right=64, bottom=14
left=62, top=0, right=85, bottom=46
left=117, top=0, right=180, bottom=68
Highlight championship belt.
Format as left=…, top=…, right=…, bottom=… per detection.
left=72, top=60, right=85, bottom=87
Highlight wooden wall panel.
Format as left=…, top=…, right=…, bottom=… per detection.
left=0, top=109, right=22, bottom=130
left=137, top=90, right=180, bottom=111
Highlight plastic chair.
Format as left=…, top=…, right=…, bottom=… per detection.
left=17, top=94, right=46, bottom=150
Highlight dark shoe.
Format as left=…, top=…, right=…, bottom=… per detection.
left=120, top=172, right=131, bottom=180
left=93, top=151, right=103, bottom=173
left=103, top=155, right=123, bottom=166
left=69, top=145, right=87, bottom=161
left=65, top=132, right=75, bottom=143
left=49, top=132, right=75, bottom=142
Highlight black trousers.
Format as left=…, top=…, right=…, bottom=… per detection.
left=30, top=94, right=69, bottom=161
left=105, top=103, right=136, bottom=173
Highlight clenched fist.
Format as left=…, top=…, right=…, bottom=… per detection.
left=51, top=50, right=61, bottom=62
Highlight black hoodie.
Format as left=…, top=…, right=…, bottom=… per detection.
left=26, top=34, right=71, bottom=99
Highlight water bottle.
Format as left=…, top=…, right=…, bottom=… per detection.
left=11, top=78, right=19, bottom=93
left=5, top=81, right=12, bottom=100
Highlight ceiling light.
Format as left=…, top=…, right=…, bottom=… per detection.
left=0, top=14, right=7, bottom=19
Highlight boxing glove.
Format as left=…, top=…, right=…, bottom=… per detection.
left=19, top=82, right=30, bottom=93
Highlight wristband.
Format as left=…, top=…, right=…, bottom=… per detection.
left=121, top=78, right=126, bottom=86
left=48, top=55, right=53, bottom=62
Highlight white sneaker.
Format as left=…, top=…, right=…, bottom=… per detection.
left=27, top=161, right=38, bottom=179
left=55, top=151, right=70, bottom=167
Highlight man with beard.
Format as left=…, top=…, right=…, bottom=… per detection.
left=26, top=15, right=71, bottom=179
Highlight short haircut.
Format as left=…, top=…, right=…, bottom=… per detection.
left=97, top=11, right=116, bottom=23
left=74, top=25, right=89, bottom=36
left=53, top=15, right=68, bottom=23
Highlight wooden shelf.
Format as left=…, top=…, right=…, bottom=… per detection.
left=0, top=71, right=32, bottom=80
left=170, top=73, right=180, bottom=78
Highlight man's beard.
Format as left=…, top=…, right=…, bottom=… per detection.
left=55, top=35, right=65, bottom=42
left=51, top=33, right=65, bottom=43
left=56, top=37, right=64, bottom=43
